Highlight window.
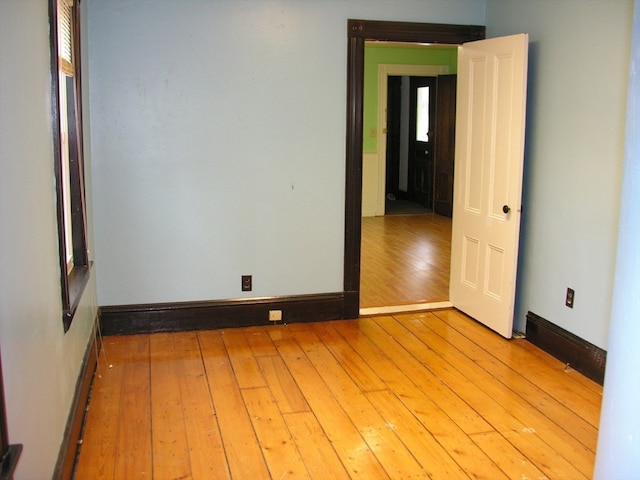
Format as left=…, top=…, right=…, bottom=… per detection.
left=416, top=86, right=430, bottom=143
left=50, top=0, right=90, bottom=331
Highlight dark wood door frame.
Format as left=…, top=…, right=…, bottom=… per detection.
left=343, top=19, right=485, bottom=317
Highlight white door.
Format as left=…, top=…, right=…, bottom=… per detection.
left=449, top=34, right=529, bottom=338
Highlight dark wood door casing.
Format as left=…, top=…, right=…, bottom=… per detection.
left=344, top=20, right=485, bottom=317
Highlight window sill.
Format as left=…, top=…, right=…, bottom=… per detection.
left=62, top=261, right=93, bottom=332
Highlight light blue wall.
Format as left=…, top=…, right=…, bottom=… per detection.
left=0, top=1, right=98, bottom=479
left=486, top=0, right=633, bottom=349
left=86, top=0, right=485, bottom=306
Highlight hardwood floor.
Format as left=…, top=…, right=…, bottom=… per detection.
left=74, top=309, right=602, bottom=479
left=361, top=213, right=451, bottom=308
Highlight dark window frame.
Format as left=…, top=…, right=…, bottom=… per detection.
left=49, top=0, right=91, bottom=332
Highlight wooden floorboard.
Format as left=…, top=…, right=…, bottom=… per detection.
left=74, top=309, right=601, bottom=479
left=360, top=213, right=451, bottom=308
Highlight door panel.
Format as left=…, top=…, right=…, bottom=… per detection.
left=450, top=33, right=528, bottom=338
left=433, top=75, right=457, bottom=217
left=408, top=77, right=436, bottom=208
left=385, top=76, right=402, bottom=198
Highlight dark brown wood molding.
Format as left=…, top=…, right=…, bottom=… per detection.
left=343, top=20, right=485, bottom=314
left=348, top=19, right=485, bottom=44
left=526, top=311, right=607, bottom=385
left=0, top=354, right=22, bottom=480
left=0, top=445, right=22, bottom=480
left=53, top=320, right=100, bottom=480
left=63, top=262, right=93, bottom=332
left=100, top=293, right=347, bottom=336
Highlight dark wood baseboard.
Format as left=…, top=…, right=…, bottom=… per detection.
left=0, top=444, right=22, bottom=480
left=526, top=311, right=607, bottom=385
left=100, top=292, right=355, bottom=336
left=53, top=320, right=100, bottom=480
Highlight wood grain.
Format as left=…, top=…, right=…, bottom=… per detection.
left=149, top=333, right=191, bottom=479
left=74, top=309, right=601, bottom=479
left=360, top=213, right=451, bottom=308
left=114, top=335, right=152, bottom=480
left=199, top=330, right=271, bottom=480
left=74, top=337, right=127, bottom=480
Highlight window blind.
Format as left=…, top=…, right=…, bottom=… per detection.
left=57, top=0, right=74, bottom=74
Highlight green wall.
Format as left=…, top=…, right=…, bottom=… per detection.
left=363, top=43, right=458, bottom=152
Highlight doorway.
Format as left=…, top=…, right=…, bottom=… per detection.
left=342, top=19, right=485, bottom=318
left=386, top=75, right=436, bottom=211
left=359, top=73, right=455, bottom=311
left=385, top=74, right=456, bottom=215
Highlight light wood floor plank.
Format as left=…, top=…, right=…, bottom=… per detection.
left=283, top=411, right=351, bottom=480
left=375, top=315, right=592, bottom=478
left=360, top=213, right=451, bottom=308
left=311, top=322, right=387, bottom=393
left=434, top=309, right=602, bottom=425
left=365, top=389, right=471, bottom=480
left=469, top=431, right=547, bottom=480
left=411, top=311, right=599, bottom=452
left=149, top=333, right=192, bottom=480
left=74, top=311, right=602, bottom=479
left=220, top=328, right=267, bottom=390
left=198, top=330, right=271, bottom=480
left=175, top=332, right=230, bottom=480
left=330, top=320, right=509, bottom=480
left=242, top=326, right=279, bottom=357
left=74, top=337, right=127, bottom=479
left=352, top=316, right=493, bottom=435
left=256, top=355, right=310, bottom=414
left=241, top=386, right=311, bottom=479
left=270, top=331, right=391, bottom=480
left=113, top=335, right=152, bottom=480
left=291, top=329, right=430, bottom=479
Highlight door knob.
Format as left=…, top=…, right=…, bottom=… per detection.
left=502, top=205, right=511, bottom=214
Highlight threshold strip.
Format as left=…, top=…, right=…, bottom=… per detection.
left=359, top=301, right=453, bottom=317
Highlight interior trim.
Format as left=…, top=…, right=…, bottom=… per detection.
left=53, top=318, right=100, bottom=480
left=526, top=311, right=607, bottom=385
left=100, top=293, right=347, bottom=336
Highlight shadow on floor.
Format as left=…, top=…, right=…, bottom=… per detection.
left=384, top=197, right=432, bottom=215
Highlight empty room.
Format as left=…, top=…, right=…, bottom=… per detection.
left=1, top=0, right=638, bottom=479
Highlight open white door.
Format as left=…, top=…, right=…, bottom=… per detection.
left=450, top=34, right=528, bottom=338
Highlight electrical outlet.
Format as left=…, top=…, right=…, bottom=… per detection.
left=269, top=310, right=282, bottom=322
left=565, top=288, right=575, bottom=308
left=241, top=275, right=252, bottom=292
